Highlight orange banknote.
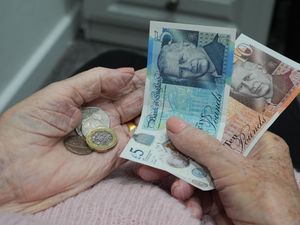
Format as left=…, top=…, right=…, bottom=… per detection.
left=222, top=34, right=300, bottom=156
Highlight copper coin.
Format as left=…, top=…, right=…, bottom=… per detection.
left=64, top=135, right=93, bottom=155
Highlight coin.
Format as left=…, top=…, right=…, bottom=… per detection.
left=64, top=135, right=93, bottom=155
left=81, top=115, right=109, bottom=137
left=76, top=107, right=99, bottom=136
left=76, top=107, right=110, bottom=137
left=85, top=128, right=118, bottom=152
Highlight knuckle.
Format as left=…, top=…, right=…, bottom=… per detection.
left=84, top=67, right=106, bottom=75
left=268, top=132, right=288, bottom=146
left=46, top=81, right=60, bottom=90
left=265, top=131, right=290, bottom=153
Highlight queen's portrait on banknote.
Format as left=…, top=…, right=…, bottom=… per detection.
left=157, top=31, right=225, bottom=90
left=230, top=51, right=294, bottom=112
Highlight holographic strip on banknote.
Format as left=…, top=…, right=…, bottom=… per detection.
left=121, top=21, right=236, bottom=190
left=222, top=34, right=300, bottom=156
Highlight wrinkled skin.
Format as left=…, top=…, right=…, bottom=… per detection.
left=138, top=117, right=300, bottom=225
left=0, top=67, right=145, bottom=213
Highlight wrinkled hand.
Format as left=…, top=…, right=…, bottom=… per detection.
left=0, top=67, right=145, bottom=213
left=138, top=117, right=300, bottom=225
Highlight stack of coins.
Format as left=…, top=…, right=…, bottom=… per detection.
left=64, top=107, right=118, bottom=155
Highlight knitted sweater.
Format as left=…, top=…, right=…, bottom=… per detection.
left=1, top=163, right=299, bottom=225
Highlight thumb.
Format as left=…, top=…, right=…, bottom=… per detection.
left=166, top=117, right=243, bottom=178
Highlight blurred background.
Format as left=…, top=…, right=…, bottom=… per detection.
left=0, top=0, right=299, bottom=166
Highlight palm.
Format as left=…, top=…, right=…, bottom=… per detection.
left=0, top=68, right=145, bottom=213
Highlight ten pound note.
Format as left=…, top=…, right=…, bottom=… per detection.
left=222, top=34, right=300, bottom=156
left=121, top=21, right=236, bottom=190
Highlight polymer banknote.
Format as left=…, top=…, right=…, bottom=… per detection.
left=222, top=34, right=300, bottom=156
left=121, top=21, right=236, bottom=190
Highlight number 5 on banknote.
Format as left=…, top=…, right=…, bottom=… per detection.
left=122, top=21, right=236, bottom=190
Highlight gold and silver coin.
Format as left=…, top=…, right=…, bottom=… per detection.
left=85, top=127, right=118, bottom=152
left=76, top=107, right=110, bottom=137
left=64, top=135, right=93, bottom=155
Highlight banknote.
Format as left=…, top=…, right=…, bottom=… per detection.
left=121, top=21, right=236, bottom=190
left=222, top=34, right=300, bottom=156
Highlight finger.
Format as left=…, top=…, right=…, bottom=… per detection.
left=248, top=131, right=290, bottom=161
left=108, top=67, right=146, bottom=98
left=112, top=87, right=144, bottom=124
left=166, top=116, right=243, bottom=178
left=132, top=68, right=146, bottom=88
left=171, top=179, right=195, bottom=201
left=137, top=165, right=177, bottom=192
left=90, top=86, right=144, bottom=125
left=120, top=120, right=138, bottom=138
left=111, top=87, right=144, bottom=124
left=158, top=174, right=177, bottom=191
left=54, top=67, right=135, bottom=105
left=137, top=165, right=169, bottom=182
left=134, top=116, right=141, bottom=126
left=184, top=196, right=203, bottom=219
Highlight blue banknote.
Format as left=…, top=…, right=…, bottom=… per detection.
left=121, top=21, right=236, bottom=190
left=145, top=23, right=235, bottom=138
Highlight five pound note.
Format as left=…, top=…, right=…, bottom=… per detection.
left=121, top=21, right=236, bottom=190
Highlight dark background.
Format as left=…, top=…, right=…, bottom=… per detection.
left=268, top=0, right=300, bottom=171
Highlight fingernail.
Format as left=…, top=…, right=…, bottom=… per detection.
left=167, top=116, right=188, bottom=134
left=138, top=167, right=160, bottom=181
left=117, top=67, right=135, bottom=73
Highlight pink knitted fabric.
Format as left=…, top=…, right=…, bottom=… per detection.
left=34, top=163, right=202, bottom=225
left=0, top=164, right=300, bottom=225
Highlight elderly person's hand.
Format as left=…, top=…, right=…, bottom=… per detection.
left=0, top=67, right=145, bottom=213
left=138, top=117, right=300, bottom=225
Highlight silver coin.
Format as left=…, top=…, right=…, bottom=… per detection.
left=76, top=107, right=99, bottom=136
left=81, top=116, right=109, bottom=136
left=76, top=107, right=110, bottom=137
left=80, top=109, right=110, bottom=137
